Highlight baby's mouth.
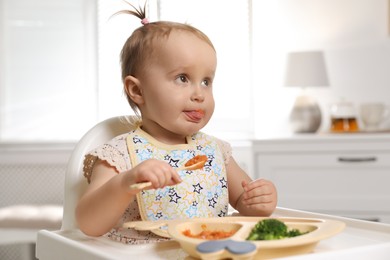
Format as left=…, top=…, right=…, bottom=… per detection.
left=184, top=109, right=205, bottom=122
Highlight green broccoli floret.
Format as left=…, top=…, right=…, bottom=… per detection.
left=286, top=228, right=304, bottom=237
left=246, top=219, right=306, bottom=241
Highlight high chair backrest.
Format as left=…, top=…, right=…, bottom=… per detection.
left=61, top=116, right=136, bottom=230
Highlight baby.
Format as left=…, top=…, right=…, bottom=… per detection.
left=76, top=3, right=277, bottom=244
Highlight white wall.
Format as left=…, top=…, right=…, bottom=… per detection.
left=252, top=0, right=390, bottom=138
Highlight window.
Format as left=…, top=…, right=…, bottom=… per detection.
left=0, top=0, right=98, bottom=141
left=0, top=0, right=253, bottom=142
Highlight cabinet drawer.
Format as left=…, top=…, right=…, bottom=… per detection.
left=255, top=152, right=390, bottom=213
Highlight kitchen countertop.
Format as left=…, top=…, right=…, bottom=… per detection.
left=36, top=207, right=390, bottom=260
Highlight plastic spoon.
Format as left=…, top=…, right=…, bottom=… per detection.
left=129, top=155, right=208, bottom=190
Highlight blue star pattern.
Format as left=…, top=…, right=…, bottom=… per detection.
left=127, top=128, right=229, bottom=221
left=185, top=205, right=198, bottom=218
left=138, top=149, right=151, bottom=161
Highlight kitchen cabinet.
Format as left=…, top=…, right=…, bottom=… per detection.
left=253, top=134, right=390, bottom=223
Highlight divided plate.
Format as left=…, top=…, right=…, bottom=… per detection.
left=123, top=216, right=345, bottom=259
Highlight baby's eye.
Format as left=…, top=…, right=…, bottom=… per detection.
left=175, top=74, right=189, bottom=84
left=201, top=79, right=212, bottom=88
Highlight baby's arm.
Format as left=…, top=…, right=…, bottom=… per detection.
left=76, top=158, right=182, bottom=237
left=227, top=157, right=277, bottom=216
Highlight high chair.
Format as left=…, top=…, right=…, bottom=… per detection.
left=35, top=116, right=390, bottom=259
left=35, top=116, right=185, bottom=259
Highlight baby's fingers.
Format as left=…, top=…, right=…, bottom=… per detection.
left=244, top=179, right=270, bottom=191
left=156, top=166, right=183, bottom=188
left=243, top=185, right=271, bottom=200
left=243, top=194, right=274, bottom=205
left=170, top=170, right=183, bottom=185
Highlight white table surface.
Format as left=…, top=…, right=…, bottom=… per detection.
left=36, top=208, right=390, bottom=260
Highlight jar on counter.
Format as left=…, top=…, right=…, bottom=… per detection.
left=330, top=101, right=359, bottom=132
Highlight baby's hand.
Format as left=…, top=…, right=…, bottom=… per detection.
left=241, top=179, right=277, bottom=216
left=126, top=159, right=182, bottom=192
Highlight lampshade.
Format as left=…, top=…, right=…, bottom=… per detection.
left=284, top=51, right=329, bottom=133
left=284, top=51, right=329, bottom=87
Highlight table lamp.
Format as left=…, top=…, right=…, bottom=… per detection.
left=284, top=51, right=329, bottom=133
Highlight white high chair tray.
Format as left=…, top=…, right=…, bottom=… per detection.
left=36, top=208, right=390, bottom=260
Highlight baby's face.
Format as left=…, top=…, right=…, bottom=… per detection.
left=136, top=30, right=217, bottom=144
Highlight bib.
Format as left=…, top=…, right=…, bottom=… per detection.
left=126, top=127, right=229, bottom=222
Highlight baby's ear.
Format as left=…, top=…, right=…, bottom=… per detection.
left=124, top=76, right=144, bottom=105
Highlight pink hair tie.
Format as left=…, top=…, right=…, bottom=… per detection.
left=141, top=18, right=149, bottom=25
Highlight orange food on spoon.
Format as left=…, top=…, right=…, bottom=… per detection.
left=184, top=155, right=208, bottom=170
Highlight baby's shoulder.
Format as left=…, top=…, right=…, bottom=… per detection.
left=83, top=132, right=132, bottom=182
left=106, top=132, right=130, bottom=146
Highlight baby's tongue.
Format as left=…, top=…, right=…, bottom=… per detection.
left=186, top=110, right=204, bottom=120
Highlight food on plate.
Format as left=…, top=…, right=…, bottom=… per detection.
left=182, top=224, right=236, bottom=240
left=246, top=219, right=308, bottom=241
left=184, top=155, right=208, bottom=169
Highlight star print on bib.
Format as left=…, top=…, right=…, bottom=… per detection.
left=126, top=127, right=229, bottom=222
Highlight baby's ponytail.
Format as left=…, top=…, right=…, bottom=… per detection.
left=111, top=0, right=149, bottom=25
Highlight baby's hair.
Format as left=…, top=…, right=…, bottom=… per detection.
left=112, top=1, right=148, bottom=25
left=113, top=1, right=216, bottom=115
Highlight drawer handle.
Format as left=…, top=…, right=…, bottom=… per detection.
left=338, top=157, right=377, bottom=163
